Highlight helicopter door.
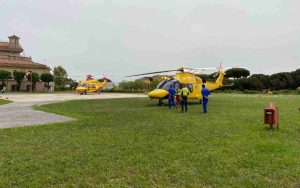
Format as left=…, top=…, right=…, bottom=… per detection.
left=188, top=84, right=201, bottom=99
left=89, top=84, right=97, bottom=92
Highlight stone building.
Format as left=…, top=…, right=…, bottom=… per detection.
left=0, top=35, right=51, bottom=92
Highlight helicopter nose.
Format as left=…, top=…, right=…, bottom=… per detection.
left=148, top=89, right=169, bottom=99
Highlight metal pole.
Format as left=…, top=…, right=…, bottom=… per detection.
left=30, top=71, right=32, bottom=93
left=31, top=73, right=32, bottom=93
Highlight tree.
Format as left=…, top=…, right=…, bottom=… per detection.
left=231, top=68, right=300, bottom=92
left=0, top=70, right=12, bottom=87
left=198, top=73, right=216, bottom=83
left=69, top=81, right=79, bottom=90
left=65, top=78, right=78, bottom=90
left=119, top=80, right=144, bottom=91
left=247, top=74, right=270, bottom=91
left=41, top=73, right=54, bottom=91
left=26, top=72, right=40, bottom=91
left=270, top=72, right=295, bottom=90
left=26, top=72, right=39, bottom=83
left=53, top=66, right=68, bottom=91
left=150, top=80, right=160, bottom=90
left=65, top=78, right=76, bottom=88
left=13, top=70, right=26, bottom=91
left=291, top=69, right=300, bottom=88
left=233, top=78, right=250, bottom=91
left=225, top=68, right=250, bottom=79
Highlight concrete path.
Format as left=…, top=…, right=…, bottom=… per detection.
left=0, top=93, right=146, bottom=129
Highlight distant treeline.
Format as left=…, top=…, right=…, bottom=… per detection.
left=200, top=68, right=300, bottom=91
left=118, top=80, right=160, bottom=91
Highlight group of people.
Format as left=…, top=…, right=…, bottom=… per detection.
left=168, top=84, right=210, bottom=113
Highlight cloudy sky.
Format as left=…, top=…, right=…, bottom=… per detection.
left=0, top=0, right=299, bottom=81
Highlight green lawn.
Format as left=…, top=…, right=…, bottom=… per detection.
left=0, top=99, right=11, bottom=105
left=1, top=94, right=300, bottom=187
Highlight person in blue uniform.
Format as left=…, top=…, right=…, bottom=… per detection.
left=201, top=84, right=210, bottom=113
left=168, top=85, right=177, bottom=109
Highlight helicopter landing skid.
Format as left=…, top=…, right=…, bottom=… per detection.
left=158, top=99, right=164, bottom=106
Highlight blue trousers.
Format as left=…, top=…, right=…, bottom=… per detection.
left=181, top=96, right=188, bottom=112
left=202, top=99, right=208, bottom=113
left=168, top=96, right=176, bottom=109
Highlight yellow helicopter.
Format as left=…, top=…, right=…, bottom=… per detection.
left=127, top=66, right=225, bottom=105
left=76, top=75, right=108, bottom=95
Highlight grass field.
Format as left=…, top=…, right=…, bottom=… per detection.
left=0, top=99, right=11, bottom=105
left=0, top=94, right=300, bottom=187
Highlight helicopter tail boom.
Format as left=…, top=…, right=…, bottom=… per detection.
left=204, top=71, right=225, bottom=91
left=215, top=71, right=225, bottom=85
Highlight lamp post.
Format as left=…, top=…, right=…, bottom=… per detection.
left=30, top=71, right=32, bottom=93
left=26, top=71, right=33, bottom=93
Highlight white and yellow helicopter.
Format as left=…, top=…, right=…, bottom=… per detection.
left=127, top=66, right=226, bottom=105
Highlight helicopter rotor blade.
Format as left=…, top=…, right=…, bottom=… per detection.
left=192, top=67, right=247, bottom=71
left=126, top=70, right=178, bottom=77
left=125, top=65, right=247, bottom=77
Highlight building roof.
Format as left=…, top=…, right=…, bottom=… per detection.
left=0, top=35, right=49, bottom=70
left=8, top=35, right=20, bottom=39
left=0, top=42, right=9, bottom=47
left=0, top=56, right=50, bottom=70
left=0, top=41, right=23, bottom=53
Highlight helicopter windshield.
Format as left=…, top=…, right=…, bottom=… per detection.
left=157, top=79, right=180, bottom=90
left=156, top=80, right=167, bottom=89
left=78, top=83, right=87, bottom=88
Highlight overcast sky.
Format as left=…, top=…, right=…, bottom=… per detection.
left=1, top=0, right=299, bottom=82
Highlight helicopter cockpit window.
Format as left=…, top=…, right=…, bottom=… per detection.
left=161, top=80, right=180, bottom=90
left=156, top=79, right=180, bottom=90
left=79, top=83, right=87, bottom=88
left=156, top=80, right=167, bottom=89
left=187, top=84, right=193, bottom=92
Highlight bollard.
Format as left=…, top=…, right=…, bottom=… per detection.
left=264, top=103, right=279, bottom=129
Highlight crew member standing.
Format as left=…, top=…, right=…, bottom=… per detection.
left=168, top=85, right=177, bottom=109
left=201, top=84, right=211, bottom=113
left=175, top=85, right=182, bottom=106
left=181, top=85, right=190, bottom=112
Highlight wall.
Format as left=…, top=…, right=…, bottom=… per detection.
left=0, top=67, right=50, bottom=76
left=0, top=51, right=21, bottom=56
left=2, top=80, right=48, bottom=92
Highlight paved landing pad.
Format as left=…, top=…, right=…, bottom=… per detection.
left=0, top=93, right=146, bottom=129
